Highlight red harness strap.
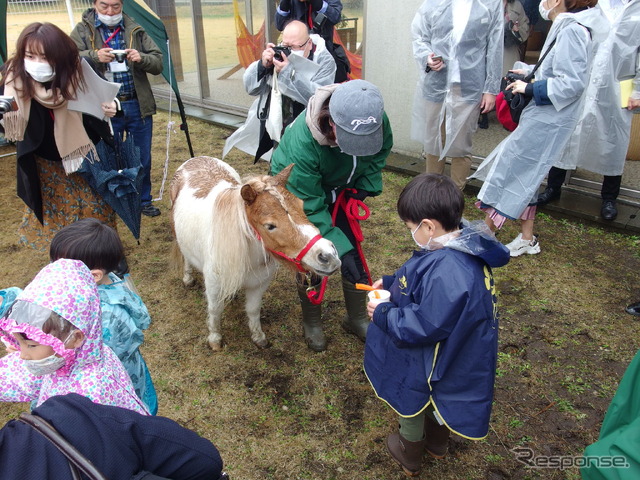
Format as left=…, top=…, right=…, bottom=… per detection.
left=307, top=188, right=372, bottom=305
left=254, top=229, right=323, bottom=274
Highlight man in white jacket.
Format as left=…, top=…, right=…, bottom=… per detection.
left=223, top=20, right=336, bottom=161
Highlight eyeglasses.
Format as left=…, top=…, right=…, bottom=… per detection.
left=281, top=37, right=310, bottom=50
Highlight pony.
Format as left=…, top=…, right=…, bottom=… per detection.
left=170, top=156, right=341, bottom=351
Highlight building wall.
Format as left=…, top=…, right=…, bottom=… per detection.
left=363, top=0, right=424, bottom=157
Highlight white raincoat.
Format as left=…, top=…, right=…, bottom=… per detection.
left=222, top=34, right=336, bottom=161
left=411, top=0, right=504, bottom=157
left=472, top=8, right=609, bottom=220
left=557, top=1, right=640, bottom=176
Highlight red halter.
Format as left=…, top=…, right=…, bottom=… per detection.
left=254, top=230, right=323, bottom=273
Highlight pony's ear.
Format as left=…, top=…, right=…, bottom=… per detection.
left=241, top=184, right=258, bottom=205
left=272, top=164, right=295, bottom=187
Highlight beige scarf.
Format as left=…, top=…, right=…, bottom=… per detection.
left=3, top=70, right=97, bottom=174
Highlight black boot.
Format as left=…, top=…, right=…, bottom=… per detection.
left=536, top=186, right=562, bottom=206
left=296, top=273, right=326, bottom=352
left=601, top=200, right=618, bottom=221
left=341, top=277, right=370, bottom=342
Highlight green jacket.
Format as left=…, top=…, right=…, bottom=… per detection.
left=70, top=9, right=163, bottom=118
left=582, top=349, right=640, bottom=479
left=270, top=94, right=393, bottom=257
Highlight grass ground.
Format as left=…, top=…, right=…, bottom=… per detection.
left=1, top=112, right=639, bottom=479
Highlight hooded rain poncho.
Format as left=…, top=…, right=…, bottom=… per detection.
left=0, top=259, right=149, bottom=414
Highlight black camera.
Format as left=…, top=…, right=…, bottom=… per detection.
left=272, top=46, right=291, bottom=61
left=0, top=95, right=18, bottom=114
left=505, top=72, right=527, bottom=83
left=501, top=71, right=528, bottom=91
left=111, top=49, right=127, bottom=63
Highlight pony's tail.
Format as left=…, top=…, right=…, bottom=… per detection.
left=169, top=239, right=184, bottom=275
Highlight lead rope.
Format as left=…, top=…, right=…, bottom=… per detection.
left=307, top=188, right=372, bottom=305
left=153, top=38, right=175, bottom=202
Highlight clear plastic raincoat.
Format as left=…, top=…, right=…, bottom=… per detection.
left=472, top=8, right=609, bottom=220
left=411, top=0, right=504, bottom=158
left=223, top=34, right=336, bottom=162
left=558, top=1, right=640, bottom=176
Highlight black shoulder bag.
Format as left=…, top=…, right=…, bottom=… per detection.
left=496, top=38, right=557, bottom=130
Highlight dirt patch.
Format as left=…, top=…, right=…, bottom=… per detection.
left=1, top=113, right=639, bottom=479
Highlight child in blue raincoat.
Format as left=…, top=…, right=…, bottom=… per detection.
left=364, top=174, right=510, bottom=477
left=49, top=218, right=158, bottom=415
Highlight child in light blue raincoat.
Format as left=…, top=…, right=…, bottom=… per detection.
left=49, top=218, right=158, bottom=415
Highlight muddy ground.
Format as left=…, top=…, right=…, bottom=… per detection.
left=1, top=112, right=639, bottom=480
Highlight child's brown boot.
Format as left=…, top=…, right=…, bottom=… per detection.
left=424, top=415, right=450, bottom=459
left=386, top=432, right=425, bottom=477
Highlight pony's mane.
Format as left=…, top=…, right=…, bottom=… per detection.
left=207, top=178, right=271, bottom=301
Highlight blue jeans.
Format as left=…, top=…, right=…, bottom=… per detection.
left=111, top=99, right=154, bottom=205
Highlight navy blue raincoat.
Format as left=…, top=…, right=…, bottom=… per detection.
left=364, top=222, right=509, bottom=439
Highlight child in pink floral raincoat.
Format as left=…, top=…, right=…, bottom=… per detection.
left=0, top=258, right=148, bottom=414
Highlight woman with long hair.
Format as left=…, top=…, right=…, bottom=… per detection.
left=472, top=0, right=608, bottom=256
left=1, top=22, right=117, bottom=251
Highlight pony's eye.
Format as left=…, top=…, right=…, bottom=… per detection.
left=264, top=223, right=276, bottom=231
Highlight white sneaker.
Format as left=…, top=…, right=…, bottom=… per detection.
left=505, top=234, right=541, bottom=257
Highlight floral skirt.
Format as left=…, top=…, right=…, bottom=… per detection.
left=475, top=201, right=537, bottom=230
left=19, top=157, right=116, bottom=251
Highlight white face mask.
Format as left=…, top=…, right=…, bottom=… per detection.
left=21, top=331, right=75, bottom=376
left=290, top=49, right=306, bottom=57
left=24, top=58, right=55, bottom=83
left=538, top=0, right=554, bottom=21
left=23, top=354, right=66, bottom=376
left=411, top=222, right=432, bottom=250
left=98, top=12, right=123, bottom=27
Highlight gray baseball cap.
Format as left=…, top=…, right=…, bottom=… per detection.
left=329, top=80, right=385, bottom=157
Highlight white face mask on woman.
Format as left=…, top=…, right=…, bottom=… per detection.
left=538, top=0, right=554, bottom=21
left=98, top=13, right=123, bottom=27
left=23, top=58, right=55, bottom=83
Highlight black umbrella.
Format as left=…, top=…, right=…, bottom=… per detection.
left=79, top=135, right=143, bottom=240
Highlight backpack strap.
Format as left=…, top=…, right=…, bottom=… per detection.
left=18, top=412, right=108, bottom=480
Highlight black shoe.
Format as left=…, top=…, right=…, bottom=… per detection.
left=625, top=302, right=640, bottom=316
left=600, top=200, right=617, bottom=221
left=478, top=113, right=489, bottom=129
left=141, top=204, right=161, bottom=217
left=536, top=186, right=562, bottom=206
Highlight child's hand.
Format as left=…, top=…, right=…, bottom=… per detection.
left=367, top=300, right=377, bottom=319
left=371, top=278, right=384, bottom=289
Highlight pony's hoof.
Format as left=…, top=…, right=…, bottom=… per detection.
left=254, top=338, right=271, bottom=349
left=209, top=339, right=224, bottom=351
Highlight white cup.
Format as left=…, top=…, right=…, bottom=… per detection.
left=367, top=289, right=391, bottom=306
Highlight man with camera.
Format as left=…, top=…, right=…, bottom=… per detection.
left=71, top=0, right=163, bottom=217
left=275, top=0, right=349, bottom=82
left=223, top=20, right=335, bottom=161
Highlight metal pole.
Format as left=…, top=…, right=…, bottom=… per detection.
left=65, top=0, right=75, bottom=30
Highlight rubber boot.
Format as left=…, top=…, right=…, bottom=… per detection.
left=296, top=273, right=326, bottom=352
left=386, top=432, right=426, bottom=477
left=341, top=277, right=370, bottom=342
left=424, top=415, right=450, bottom=459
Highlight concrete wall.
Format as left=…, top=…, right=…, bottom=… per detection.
left=363, top=0, right=424, bottom=157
